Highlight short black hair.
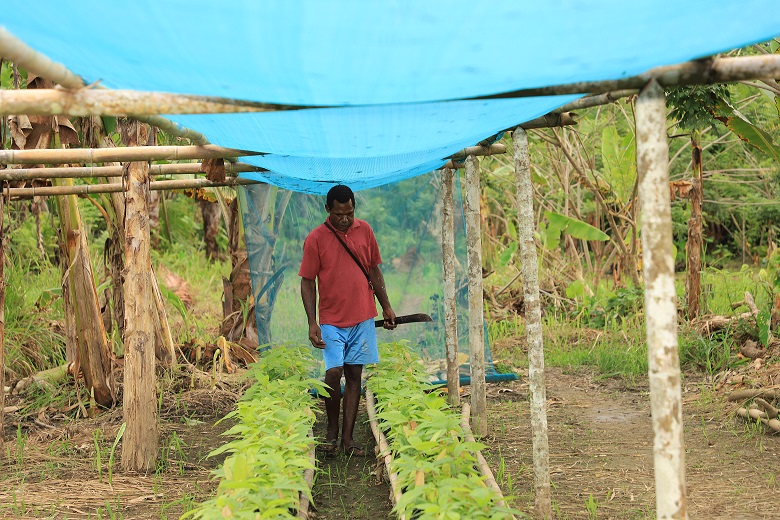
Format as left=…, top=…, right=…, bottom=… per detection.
left=326, top=185, right=355, bottom=209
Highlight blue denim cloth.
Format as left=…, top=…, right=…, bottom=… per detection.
left=321, top=318, right=379, bottom=370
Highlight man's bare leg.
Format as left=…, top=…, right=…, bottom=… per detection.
left=323, top=367, right=343, bottom=450
left=341, top=363, right=363, bottom=454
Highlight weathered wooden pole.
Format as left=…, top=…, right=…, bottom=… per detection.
left=686, top=131, right=704, bottom=319
left=0, top=184, right=5, bottom=446
left=5, top=177, right=260, bottom=199
left=636, top=79, right=689, bottom=520
left=0, top=144, right=258, bottom=165
left=463, top=155, right=487, bottom=436
left=121, top=121, right=159, bottom=472
left=0, top=161, right=265, bottom=181
left=512, top=127, right=552, bottom=519
left=440, top=167, right=460, bottom=405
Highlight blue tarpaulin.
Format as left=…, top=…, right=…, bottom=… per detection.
left=3, top=1, right=779, bottom=192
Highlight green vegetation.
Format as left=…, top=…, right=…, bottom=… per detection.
left=184, top=346, right=326, bottom=519
left=370, top=343, right=525, bottom=519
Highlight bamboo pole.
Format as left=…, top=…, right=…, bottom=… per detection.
left=441, top=167, right=460, bottom=406
left=0, top=27, right=210, bottom=144
left=297, top=430, right=316, bottom=520
left=0, top=144, right=259, bottom=165
left=0, top=88, right=302, bottom=116
left=0, top=161, right=265, bottom=181
left=460, top=403, right=514, bottom=518
left=6, top=177, right=260, bottom=198
left=0, top=184, right=5, bottom=446
left=121, top=121, right=159, bottom=472
left=636, top=79, right=688, bottom=520
left=477, top=54, right=780, bottom=99
left=512, top=127, right=552, bottom=519
left=365, top=389, right=405, bottom=520
left=450, top=143, right=506, bottom=160
left=463, top=155, right=487, bottom=437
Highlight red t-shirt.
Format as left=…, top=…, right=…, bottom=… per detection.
left=299, top=218, right=382, bottom=328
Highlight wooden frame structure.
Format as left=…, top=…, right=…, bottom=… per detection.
left=2, top=28, right=779, bottom=520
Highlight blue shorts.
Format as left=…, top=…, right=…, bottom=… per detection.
left=321, top=318, right=379, bottom=371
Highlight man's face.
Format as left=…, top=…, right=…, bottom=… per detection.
left=326, top=199, right=355, bottom=232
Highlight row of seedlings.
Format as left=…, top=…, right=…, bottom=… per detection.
left=367, top=342, right=523, bottom=520
left=184, top=346, right=326, bottom=519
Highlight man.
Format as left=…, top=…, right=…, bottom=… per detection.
left=299, top=184, right=396, bottom=456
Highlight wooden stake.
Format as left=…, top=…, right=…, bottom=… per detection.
left=463, top=155, right=487, bottom=436
left=512, top=127, right=552, bottom=519
left=121, top=121, right=159, bottom=472
left=365, top=389, right=405, bottom=520
left=0, top=161, right=265, bottom=181
left=0, top=144, right=259, bottom=165
left=636, top=79, right=688, bottom=520
left=297, top=430, right=316, bottom=519
left=460, top=403, right=515, bottom=518
left=0, top=183, right=5, bottom=446
left=441, top=167, right=460, bottom=405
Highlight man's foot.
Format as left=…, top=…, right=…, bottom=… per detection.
left=342, top=443, right=367, bottom=457
left=321, top=438, right=339, bottom=456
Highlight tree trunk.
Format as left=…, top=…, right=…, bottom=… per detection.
left=121, top=120, right=158, bottom=472
left=200, top=198, right=221, bottom=261
left=513, top=127, right=553, bottom=520
left=441, top=167, right=460, bottom=406
left=464, top=155, right=487, bottom=437
left=636, top=80, right=689, bottom=520
left=52, top=183, right=116, bottom=407
left=686, top=131, right=703, bottom=319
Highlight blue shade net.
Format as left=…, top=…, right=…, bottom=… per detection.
left=239, top=174, right=517, bottom=385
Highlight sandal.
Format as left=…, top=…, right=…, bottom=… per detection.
left=343, top=444, right=367, bottom=457
left=320, top=439, right=339, bottom=455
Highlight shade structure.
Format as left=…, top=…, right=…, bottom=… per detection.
left=2, top=1, right=779, bottom=192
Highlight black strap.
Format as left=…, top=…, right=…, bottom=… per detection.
left=324, top=221, right=374, bottom=291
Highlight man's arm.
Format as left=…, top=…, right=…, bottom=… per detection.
left=369, top=265, right=396, bottom=330
left=300, top=277, right=326, bottom=348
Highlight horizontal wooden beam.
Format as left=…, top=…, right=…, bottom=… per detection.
left=0, top=88, right=306, bottom=117
left=0, top=27, right=211, bottom=144
left=449, top=143, right=506, bottom=160
left=4, top=176, right=260, bottom=198
left=0, top=145, right=261, bottom=165
left=476, top=55, right=780, bottom=99
left=0, top=161, right=265, bottom=181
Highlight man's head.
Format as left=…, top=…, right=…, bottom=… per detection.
left=325, top=184, right=355, bottom=232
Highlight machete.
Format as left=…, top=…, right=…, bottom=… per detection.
left=375, top=313, right=433, bottom=327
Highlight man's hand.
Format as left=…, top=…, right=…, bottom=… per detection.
left=382, top=308, right=397, bottom=330
left=309, top=323, right=326, bottom=349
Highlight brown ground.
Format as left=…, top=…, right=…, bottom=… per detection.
left=483, top=367, right=780, bottom=520
left=2, top=365, right=778, bottom=519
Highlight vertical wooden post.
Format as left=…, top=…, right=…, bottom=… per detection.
left=121, top=121, right=158, bottom=471
left=686, top=131, right=703, bottom=319
left=464, top=155, right=487, bottom=436
left=512, top=127, right=552, bottom=519
left=0, top=184, right=5, bottom=446
left=441, top=167, right=460, bottom=406
left=636, top=79, right=689, bottom=520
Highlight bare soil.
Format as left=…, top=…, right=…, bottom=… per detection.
left=483, top=366, right=780, bottom=519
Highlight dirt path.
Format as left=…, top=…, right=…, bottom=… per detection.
left=310, top=400, right=394, bottom=520
left=483, top=367, right=780, bottom=519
